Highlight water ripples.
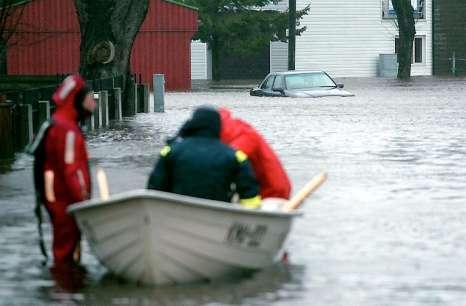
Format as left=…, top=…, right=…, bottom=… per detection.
left=2, top=77, right=466, bottom=305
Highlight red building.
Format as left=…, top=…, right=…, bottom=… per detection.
left=7, top=0, right=198, bottom=91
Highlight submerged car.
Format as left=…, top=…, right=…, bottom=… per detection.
left=250, top=71, right=355, bottom=98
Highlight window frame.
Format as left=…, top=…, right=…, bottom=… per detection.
left=382, top=0, right=426, bottom=20
left=394, top=35, right=426, bottom=65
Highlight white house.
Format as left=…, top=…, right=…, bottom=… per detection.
left=272, top=0, right=432, bottom=77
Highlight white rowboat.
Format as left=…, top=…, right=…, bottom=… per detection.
left=68, top=189, right=302, bottom=285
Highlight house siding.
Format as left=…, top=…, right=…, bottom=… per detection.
left=191, top=41, right=211, bottom=80
left=294, top=0, right=432, bottom=77
left=270, top=41, right=288, bottom=72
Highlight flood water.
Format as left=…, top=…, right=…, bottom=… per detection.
left=1, top=77, right=466, bottom=305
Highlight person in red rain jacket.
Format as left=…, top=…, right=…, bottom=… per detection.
left=30, top=75, right=96, bottom=266
left=219, top=108, right=291, bottom=200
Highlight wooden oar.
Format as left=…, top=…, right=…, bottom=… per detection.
left=282, top=172, right=327, bottom=212
left=96, top=167, right=110, bottom=200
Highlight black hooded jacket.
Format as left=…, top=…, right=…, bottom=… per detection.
left=147, top=107, right=260, bottom=204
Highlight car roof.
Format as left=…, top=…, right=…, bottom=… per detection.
left=272, top=70, right=326, bottom=76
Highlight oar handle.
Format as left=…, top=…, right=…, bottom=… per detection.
left=96, top=167, right=110, bottom=200
left=282, top=172, right=327, bottom=212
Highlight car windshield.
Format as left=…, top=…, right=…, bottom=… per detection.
left=285, top=73, right=336, bottom=90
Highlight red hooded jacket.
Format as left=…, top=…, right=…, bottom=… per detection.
left=39, top=75, right=91, bottom=264
left=219, top=108, right=291, bottom=199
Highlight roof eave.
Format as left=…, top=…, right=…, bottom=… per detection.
left=162, top=0, right=198, bottom=11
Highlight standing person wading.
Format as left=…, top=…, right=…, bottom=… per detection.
left=29, top=75, right=96, bottom=267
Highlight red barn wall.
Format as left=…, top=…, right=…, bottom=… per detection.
left=8, top=0, right=80, bottom=75
left=7, top=0, right=197, bottom=91
left=132, top=0, right=198, bottom=90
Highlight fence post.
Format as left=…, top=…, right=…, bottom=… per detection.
left=142, top=84, right=149, bottom=113
left=23, top=90, right=41, bottom=134
left=17, top=104, right=33, bottom=148
left=137, top=84, right=144, bottom=113
left=451, top=51, right=456, bottom=76
left=100, top=90, right=109, bottom=127
left=133, top=81, right=138, bottom=115
left=108, top=90, right=115, bottom=121
left=0, top=102, right=15, bottom=159
left=93, top=92, right=100, bottom=129
left=137, top=84, right=150, bottom=113
left=84, top=117, right=92, bottom=132
left=83, top=91, right=93, bottom=131
left=38, top=100, right=51, bottom=122
left=123, top=80, right=137, bottom=117
left=113, top=87, right=122, bottom=121
left=153, top=74, right=165, bottom=113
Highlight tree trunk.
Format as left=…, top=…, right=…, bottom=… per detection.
left=75, top=0, right=149, bottom=103
left=392, top=0, right=416, bottom=80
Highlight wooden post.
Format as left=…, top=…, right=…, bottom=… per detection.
left=38, top=100, right=51, bottom=123
left=83, top=93, right=93, bottom=132
left=153, top=74, right=165, bottom=113
left=84, top=117, right=92, bottom=132
left=137, top=84, right=144, bottom=113
left=123, top=81, right=137, bottom=117
left=137, top=84, right=150, bottom=113
left=113, top=87, right=122, bottom=121
left=133, top=81, right=138, bottom=115
left=100, top=90, right=109, bottom=127
left=0, top=102, right=15, bottom=159
left=107, top=89, right=115, bottom=121
left=23, top=90, right=41, bottom=134
left=27, top=104, right=33, bottom=145
left=18, top=104, right=33, bottom=148
left=94, top=92, right=102, bottom=128
left=142, top=84, right=149, bottom=113
left=451, top=51, right=456, bottom=76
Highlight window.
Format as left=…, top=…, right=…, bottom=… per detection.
left=285, top=73, right=336, bottom=90
left=394, top=36, right=425, bottom=64
left=382, top=0, right=425, bottom=19
left=261, top=76, right=275, bottom=89
left=273, top=75, right=284, bottom=90
left=414, top=37, right=423, bottom=63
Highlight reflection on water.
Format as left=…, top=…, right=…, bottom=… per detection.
left=2, top=77, right=466, bottom=305
left=79, top=264, right=303, bottom=306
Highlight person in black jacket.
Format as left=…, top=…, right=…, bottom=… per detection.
left=147, top=106, right=261, bottom=208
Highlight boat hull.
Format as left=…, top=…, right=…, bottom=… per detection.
left=68, top=190, right=301, bottom=285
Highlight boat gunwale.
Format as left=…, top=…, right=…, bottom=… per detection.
left=68, top=189, right=303, bottom=218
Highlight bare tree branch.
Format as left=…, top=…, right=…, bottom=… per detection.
left=0, top=0, right=26, bottom=74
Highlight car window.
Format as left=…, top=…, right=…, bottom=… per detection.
left=261, top=76, right=275, bottom=90
left=273, top=75, right=284, bottom=89
left=285, top=73, right=336, bottom=90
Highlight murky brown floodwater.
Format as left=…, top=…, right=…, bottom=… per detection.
left=1, top=77, right=466, bottom=305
